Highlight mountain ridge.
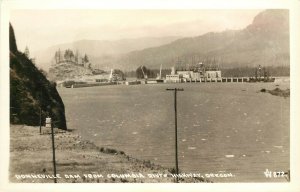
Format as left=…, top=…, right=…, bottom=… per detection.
left=33, top=36, right=181, bottom=70
left=110, top=9, right=289, bottom=70
left=34, top=9, right=289, bottom=72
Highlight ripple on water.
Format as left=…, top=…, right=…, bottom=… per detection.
left=225, top=155, right=234, bottom=158
left=261, top=150, right=271, bottom=154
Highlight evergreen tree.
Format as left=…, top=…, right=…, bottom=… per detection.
left=58, top=48, right=62, bottom=63
left=83, top=54, right=89, bottom=63
left=75, top=50, right=79, bottom=64
left=64, top=49, right=74, bottom=62
left=54, top=51, right=59, bottom=64
left=24, top=46, right=30, bottom=58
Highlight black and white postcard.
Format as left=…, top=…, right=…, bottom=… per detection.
left=1, top=0, right=299, bottom=192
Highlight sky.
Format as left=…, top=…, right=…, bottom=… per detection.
left=10, top=9, right=263, bottom=53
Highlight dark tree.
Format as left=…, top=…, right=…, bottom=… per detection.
left=83, top=54, right=89, bottom=63
left=54, top=51, right=59, bottom=64
left=64, top=49, right=74, bottom=62
left=75, top=50, right=79, bottom=64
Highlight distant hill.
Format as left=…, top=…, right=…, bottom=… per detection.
left=10, top=23, right=67, bottom=130
left=108, top=9, right=289, bottom=71
left=33, top=36, right=181, bottom=70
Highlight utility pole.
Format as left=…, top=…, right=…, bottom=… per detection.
left=39, top=107, right=42, bottom=134
left=50, top=121, right=57, bottom=183
left=166, top=88, right=184, bottom=183
left=39, top=89, right=43, bottom=134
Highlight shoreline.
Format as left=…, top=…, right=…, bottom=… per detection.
left=9, top=124, right=210, bottom=183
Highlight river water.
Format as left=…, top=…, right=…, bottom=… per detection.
left=58, top=82, right=289, bottom=182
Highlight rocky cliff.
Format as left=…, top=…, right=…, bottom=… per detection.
left=10, top=23, right=67, bottom=130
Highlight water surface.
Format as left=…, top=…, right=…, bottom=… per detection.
left=59, top=82, right=289, bottom=182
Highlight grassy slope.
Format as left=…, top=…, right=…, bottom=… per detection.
left=10, top=125, right=208, bottom=183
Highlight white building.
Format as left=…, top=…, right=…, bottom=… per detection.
left=205, top=71, right=222, bottom=79
left=166, top=74, right=181, bottom=82
left=177, top=71, right=192, bottom=79
left=166, top=64, right=222, bottom=82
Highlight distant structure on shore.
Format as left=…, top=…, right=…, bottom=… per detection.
left=57, top=68, right=126, bottom=88
left=166, top=62, right=221, bottom=83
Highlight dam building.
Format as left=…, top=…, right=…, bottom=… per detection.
left=166, top=64, right=222, bottom=83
